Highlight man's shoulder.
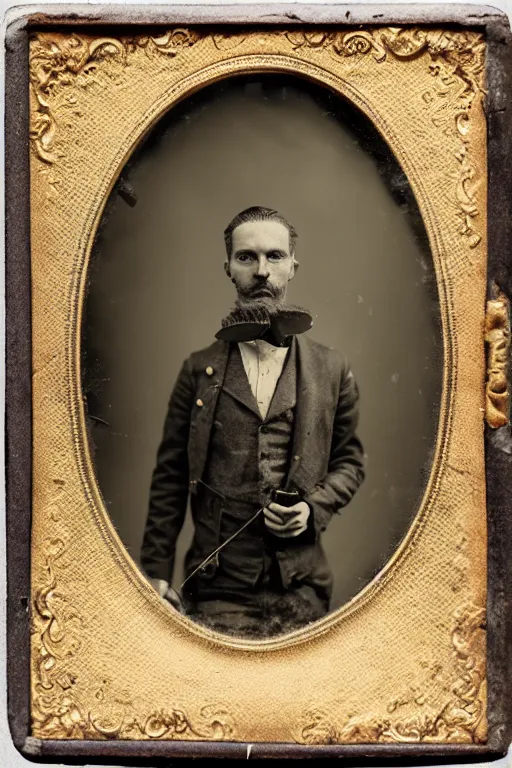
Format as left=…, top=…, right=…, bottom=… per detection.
left=297, top=335, right=347, bottom=372
left=186, top=339, right=228, bottom=370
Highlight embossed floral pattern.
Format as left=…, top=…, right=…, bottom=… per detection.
left=30, top=27, right=485, bottom=245
left=32, top=536, right=234, bottom=740
left=297, top=603, right=486, bottom=744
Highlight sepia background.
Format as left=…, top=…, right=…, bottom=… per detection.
left=83, top=74, right=442, bottom=610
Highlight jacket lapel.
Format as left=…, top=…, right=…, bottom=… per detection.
left=222, top=345, right=261, bottom=419
left=285, top=335, right=329, bottom=493
left=266, top=339, right=297, bottom=421
left=189, top=341, right=230, bottom=487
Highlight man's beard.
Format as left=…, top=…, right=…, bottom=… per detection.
left=234, top=294, right=283, bottom=319
left=236, top=280, right=285, bottom=306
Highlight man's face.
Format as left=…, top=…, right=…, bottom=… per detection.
left=226, top=220, right=296, bottom=304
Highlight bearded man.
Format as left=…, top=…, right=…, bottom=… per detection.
left=140, top=206, right=365, bottom=637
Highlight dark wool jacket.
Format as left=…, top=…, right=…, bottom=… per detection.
left=141, top=335, right=365, bottom=595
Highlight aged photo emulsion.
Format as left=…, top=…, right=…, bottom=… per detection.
left=83, top=75, right=442, bottom=639
left=141, top=205, right=366, bottom=636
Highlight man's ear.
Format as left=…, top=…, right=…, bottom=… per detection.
left=289, top=257, right=299, bottom=281
left=224, top=259, right=231, bottom=278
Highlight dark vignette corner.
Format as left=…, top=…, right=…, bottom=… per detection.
left=4, top=3, right=512, bottom=763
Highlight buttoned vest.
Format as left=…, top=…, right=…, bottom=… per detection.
left=204, top=342, right=297, bottom=504
left=194, top=343, right=297, bottom=589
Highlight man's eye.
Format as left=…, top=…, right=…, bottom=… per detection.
left=267, top=252, right=284, bottom=261
left=237, top=253, right=255, bottom=263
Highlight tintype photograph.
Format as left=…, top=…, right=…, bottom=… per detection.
left=83, top=76, right=441, bottom=639
left=7, top=7, right=512, bottom=759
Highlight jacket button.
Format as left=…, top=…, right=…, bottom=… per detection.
left=293, top=455, right=301, bottom=461
left=196, top=399, right=204, bottom=407
left=205, top=366, right=214, bottom=376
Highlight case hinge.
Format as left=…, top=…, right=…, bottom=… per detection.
left=485, top=291, right=510, bottom=428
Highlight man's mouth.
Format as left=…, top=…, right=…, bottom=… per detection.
left=250, top=286, right=275, bottom=298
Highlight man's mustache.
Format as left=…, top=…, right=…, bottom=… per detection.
left=239, top=280, right=283, bottom=300
left=234, top=296, right=282, bottom=317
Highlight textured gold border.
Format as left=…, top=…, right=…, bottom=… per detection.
left=30, top=27, right=488, bottom=743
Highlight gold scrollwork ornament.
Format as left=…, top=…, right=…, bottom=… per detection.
left=485, top=292, right=510, bottom=428
left=297, top=602, right=486, bottom=745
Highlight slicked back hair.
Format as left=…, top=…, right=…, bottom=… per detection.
left=224, top=206, right=298, bottom=258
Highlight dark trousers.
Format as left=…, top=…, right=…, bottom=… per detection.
left=184, top=492, right=330, bottom=638
left=186, top=569, right=328, bottom=638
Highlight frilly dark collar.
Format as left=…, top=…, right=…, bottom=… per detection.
left=216, top=302, right=313, bottom=347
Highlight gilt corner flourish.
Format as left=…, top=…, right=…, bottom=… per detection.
left=296, top=601, right=486, bottom=745
left=29, top=26, right=485, bottom=250
left=31, top=533, right=235, bottom=740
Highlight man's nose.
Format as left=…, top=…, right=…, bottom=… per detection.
left=256, top=256, right=269, bottom=278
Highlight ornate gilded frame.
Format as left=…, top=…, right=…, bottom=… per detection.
left=5, top=4, right=512, bottom=763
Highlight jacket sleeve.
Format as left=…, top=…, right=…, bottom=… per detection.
left=304, top=361, right=365, bottom=538
left=140, top=357, right=195, bottom=582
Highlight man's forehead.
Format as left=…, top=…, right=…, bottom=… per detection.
left=231, top=220, right=291, bottom=252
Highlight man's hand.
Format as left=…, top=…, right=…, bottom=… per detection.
left=164, top=586, right=186, bottom=613
left=264, top=501, right=311, bottom=538
left=149, top=577, right=169, bottom=597
left=148, top=578, right=185, bottom=613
